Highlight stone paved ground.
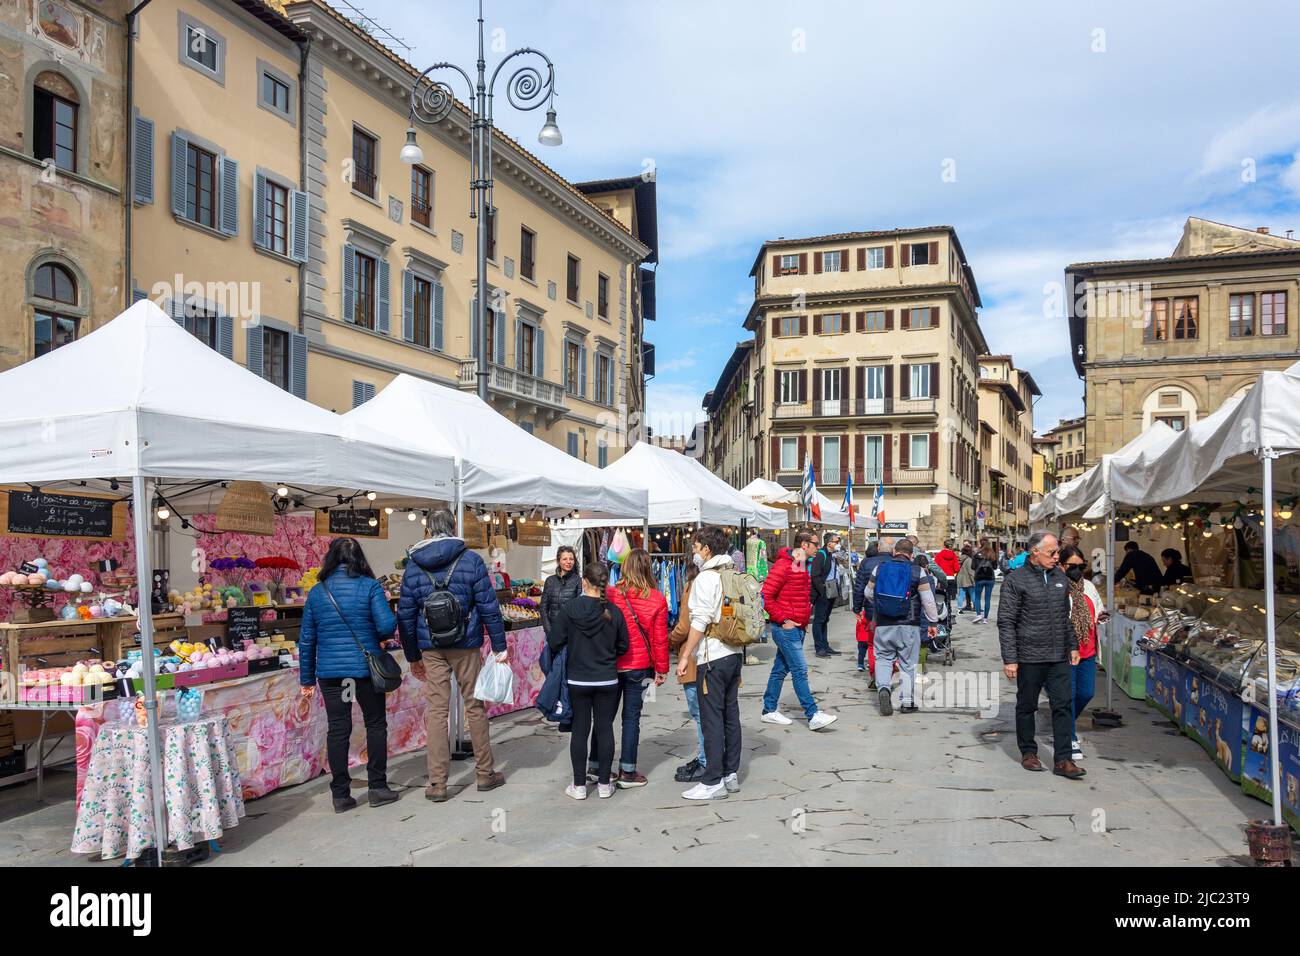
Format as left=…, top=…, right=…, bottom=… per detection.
left=0, top=591, right=1268, bottom=866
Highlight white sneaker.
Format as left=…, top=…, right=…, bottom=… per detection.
left=723, top=772, right=740, bottom=793
left=809, top=711, right=839, bottom=731
left=1071, top=740, right=1085, bottom=761
left=682, top=781, right=729, bottom=801
left=597, top=783, right=615, bottom=799
left=565, top=784, right=588, bottom=801
left=761, top=710, right=793, bottom=725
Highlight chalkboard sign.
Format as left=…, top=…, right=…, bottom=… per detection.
left=314, top=508, right=388, bottom=539
left=225, top=606, right=262, bottom=649
left=0, top=487, right=127, bottom=541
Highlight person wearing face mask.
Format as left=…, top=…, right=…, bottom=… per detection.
left=1060, top=545, right=1106, bottom=761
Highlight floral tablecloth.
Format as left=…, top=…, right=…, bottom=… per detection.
left=72, top=714, right=245, bottom=861
left=75, top=626, right=547, bottom=803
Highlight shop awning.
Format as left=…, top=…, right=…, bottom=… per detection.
left=1030, top=421, right=1180, bottom=523
left=0, top=301, right=455, bottom=499
left=341, top=373, right=647, bottom=519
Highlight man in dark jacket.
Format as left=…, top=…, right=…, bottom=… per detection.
left=398, top=509, right=508, bottom=802
left=997, top=531, right=1084, bottom=779
left=1114, top=541, right=1164, bottom=594
left=808, top=532, right=840, bottom=657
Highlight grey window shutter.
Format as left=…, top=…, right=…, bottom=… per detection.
left=253, top=173, right=267, bottom=249
left=494, top=310, right=505, bottom=366
left=376, top=257, right=391, bottom=334
left=534, top=326, right=545, bottom=378
left=470, top=297, right=479, bottom=357
left=216, top=315, right=234, bottom=360
left=170, top=131, right=189, bottom=218
left=132, top=288, right=148, bottom=304
left=169, top=297, right=188, bottom=328
left=607, top=359, right=615, bottom=404
left=290, top=190, right=309, bottom=263
left=134, top=115, right=154, bottom=205
left=402, top=270, right=415, bottom=342
left=341, top=244, right=356, bottom=322
left=515, top=318, right=523, bottom=371
left=579, top=344, right=588, bottom=397
left=219, top=156, right=239, bottom=236
left=562, top=339, right=568, bottom=386
left=246, top=326, right=264, bottom=377
left=289, top=332, right=308, bottom=399
left=432, top=281, right=444, bottom=350
left=352, top=381, right=365, bottom=408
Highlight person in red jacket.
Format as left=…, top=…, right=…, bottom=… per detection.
left=605, top=548, right=670, bottom=788
left=759, top=532, right=838, bottom=731
left=934, top=539, right=961, bottom=578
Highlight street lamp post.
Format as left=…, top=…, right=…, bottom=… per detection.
left=400, top=0, right=561, bottom=403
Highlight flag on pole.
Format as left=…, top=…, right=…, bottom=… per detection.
left=801, top=456, right=821, bottom=522
left=842, top=472, right=856, bottom=528
left=871, top=481, right=885, bottom=525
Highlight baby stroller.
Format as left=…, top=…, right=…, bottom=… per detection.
left=924, top=584, right=956, bottom=666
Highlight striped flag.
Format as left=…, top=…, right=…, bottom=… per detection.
left=801, top=456, right=821, bottom=522
left=842, top=472, right=856, bottom=528
left=872, top=481, right=885, bottom=525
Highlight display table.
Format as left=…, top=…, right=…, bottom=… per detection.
left=1241, top=704, right=1300, bottom=834
left=74, top=625, right=547, bottom=803
left=1099, top=611, right=1149, bottom=700
left=1144, top=649, right=1245, bottom=781
left=71, top=714, right=244, bottom=861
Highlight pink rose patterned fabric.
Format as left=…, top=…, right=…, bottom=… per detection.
left=72, top=714, right=244, bottom=861
left=74, top=626, right=546, bottom=803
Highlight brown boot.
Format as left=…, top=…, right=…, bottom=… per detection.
left=477, top=771, right=506, bottom=792
left=1053, top=759, right=1086, bottom=779
left=1021, top=753, right=1046, bottom=772
left=425, top=783, right=449, bottom=802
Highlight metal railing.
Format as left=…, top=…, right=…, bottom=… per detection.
left=776, top=468, right=935, bottom=489
left=411, top=197, right=431, bottom=226
left=458, top=361, right=567, bottom=409
left=352, top=168, right=377, bottom=198
left=771, top=397, right=938, bottom=419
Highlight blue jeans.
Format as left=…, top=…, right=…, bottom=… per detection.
left=973, top=579, right=994, bottom=617
left=684, top=680, right=706, bottom=767
left=763, top=626, right=818, bottom=720
left=617, top=668, right=653, bottom=773
left=1070, top=655, right=1097, bottom=739
left=811, top=597, right=833, bottom=653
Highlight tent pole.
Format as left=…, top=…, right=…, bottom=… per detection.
left=449, top=457, right=466, bottom=759
left=642, top=517, right=649, bottom=549
left=454, top=457, right=464, bottom=537
left=1104, top=506, right=1116, bottom=711
left=131, top=476, right=169, bottom=861
left=1261, top=452, right=1283, bottom=827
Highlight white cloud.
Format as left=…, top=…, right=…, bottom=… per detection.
left=645, top=381, right=708, bottom=438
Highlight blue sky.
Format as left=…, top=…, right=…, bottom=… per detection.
left=359, top=0, right=1300, bottom=435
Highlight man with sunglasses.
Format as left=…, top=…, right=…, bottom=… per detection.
left=996, top=531, right=1085, bottom=779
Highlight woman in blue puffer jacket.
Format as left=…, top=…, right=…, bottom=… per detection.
left=299, top=537, right=400, bottom=814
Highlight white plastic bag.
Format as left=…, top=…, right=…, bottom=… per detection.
left=475, top=653, right=515, bottom=704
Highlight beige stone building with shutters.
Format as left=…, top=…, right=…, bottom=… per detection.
left=1042, top=415, right=1086, bottom=482
left=976, top=355, right=1038, bottom=545
left=713, top=226, right=988, bottom=548
left=1068, top=217, right=1300, bottom=464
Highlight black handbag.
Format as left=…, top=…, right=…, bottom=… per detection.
left=321, top=582, right=404, bottom=694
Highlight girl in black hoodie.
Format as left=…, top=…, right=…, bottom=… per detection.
left=549, top=561, right=629, bottom=800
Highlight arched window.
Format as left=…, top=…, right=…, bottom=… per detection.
left=32, top=71, right=78, bottom=172
left=32, top=262, right=79, bottom=357
left=1142, top=384, right=1198, bottom=433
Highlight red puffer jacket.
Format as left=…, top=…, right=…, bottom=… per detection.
left=606, top=585, right=670, bottom=674
left=762, top=547, right=811, bottom=628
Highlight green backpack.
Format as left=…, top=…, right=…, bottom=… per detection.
left=706, top=568, right=767, bottom=647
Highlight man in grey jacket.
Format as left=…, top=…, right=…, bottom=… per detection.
left=996, top=531, right=1085, bottom=779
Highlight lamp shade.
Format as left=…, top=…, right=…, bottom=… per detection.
left=214, top=481, right=276, bottom=536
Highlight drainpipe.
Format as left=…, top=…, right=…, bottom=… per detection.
left=123, top=0, right=155, bottom=309
left=297, top=34, right=312, bottom=335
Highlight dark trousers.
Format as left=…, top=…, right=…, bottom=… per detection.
left=1015, top=660, right=1075, bottom=764
left=698, top=653, right=743, bottom=785
left=811, top=597, right=833, bottom=653
left=585, top=668, right=654, bottom=773
left=318, top=676, right=388, bottom=798
left=569, top=683, right=619, bottom=786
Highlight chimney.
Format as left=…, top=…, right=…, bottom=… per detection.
left=1257, top=227, right=1270, bottom=234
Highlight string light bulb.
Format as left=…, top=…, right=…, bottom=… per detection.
left=408, top=512, right=417, bottom=522
left=276, top=485, right=289, bottom=498
left=366, top=491, right=377, bottom=501
left=368, top=517, right=378, bottom=527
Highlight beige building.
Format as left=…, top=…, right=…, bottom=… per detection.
left=1, top=0, right=129, bottom=372
left=1068, top=217, right=1300, bottom=462
left=976, top=356, right=1038, bottom=545
left=722, top=226, right=987, bottom=548
left=702, top=341, right=755, bottom=489
left=1042, top=415, right=1086, bottom=482
left=1031, top=434, right=1059, bottom=503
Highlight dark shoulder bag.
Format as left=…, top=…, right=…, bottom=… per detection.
left=321, top=582, right=404, bottom=693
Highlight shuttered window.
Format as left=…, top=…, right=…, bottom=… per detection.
left=186, top=143, right=217, bottom=228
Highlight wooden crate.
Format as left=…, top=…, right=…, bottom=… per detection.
left=0, top=613, right=184, bottom=674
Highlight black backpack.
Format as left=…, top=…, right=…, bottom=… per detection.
left=421, top=552, right=466, bottom=648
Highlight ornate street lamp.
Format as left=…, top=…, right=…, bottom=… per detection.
left=400, top=0, right=561, bottom=402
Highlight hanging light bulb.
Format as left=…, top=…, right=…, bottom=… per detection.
left=276, top=485, right=289, bottom=498
left=1180, top=503, right=1189, bottom=510
left=1280, top=510, right=1294, bottom=521
left=366, top=491, right=377, bottom=501
left=421, top=517, right=428, bottom=527
left=1162, top=505, right=1170, bottom=512
left=156, top=505, right=170, bottom=521
left=368, top=517, right=378, bottom=528
left=1203, top=530, right=1213, bottom=538
left=408, top=512, right=417, bottom=522
left=384, top=507, right=394, bottom=515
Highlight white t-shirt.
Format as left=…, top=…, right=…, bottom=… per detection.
left=689, top=554, right=742, bottom=664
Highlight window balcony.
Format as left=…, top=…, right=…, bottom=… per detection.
left=775, top=468, right=935, bottom=489
left=458, top=360, right=568, bottom=417
left=771, top=397, right=938, bottom=420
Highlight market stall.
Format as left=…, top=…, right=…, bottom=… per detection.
left=0, top=300, right=459, bottom=860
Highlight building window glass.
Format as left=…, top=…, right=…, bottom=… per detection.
left=778, top=370, right=801, bottom=404
left=351, top=251, right=376, bottom=329
left=909, top=307, right=933, bottom=329
left=519, top=323, right=536, bottom=375
left=1172, top=296, right=1198, bottom=340
left=263, top=327, right=289, bottom=390
left=1229, top=293, right=1254, bottom=337
left=567, top=432, right=580, bottom=459
left=520, top=227, right=536, bottom=280
left=1153, top=414, right=1186, bottom=432
left=262, top=72, right=289, bottom=113
left=1143, top=299, right=1168, bottom=341
left=412, top=275, right=432, bottom=348
left=33, top=87, right=77, bottom=172
left=411, top=166, right=432, bottom=227
left=598, top=274, right=609, bottom=319
left=1261, top=291, right=1287, bottom=336
left=780, top=437, right=799, bottom=471
left=822, top=436, right=841, bottom=482
left=352, top=127, right=377, bottom=198
left=867, top=247, right=885, bottom=269
left=822, top=250, right=842, bottom=272
left=565, top=341, right=580, bottom=394
left=265, top=180, right=288, bottom=256
left=910, top=434, right=930, bottom=468
left=566, top=255, right=580, bottom=303
left=185, top=25, right=219, bottom=71
left=910, top=244, right=930, bottom=266
left=779, top=316, right=800, bottom=337
left=821, top=312, right=844, bottom=334
left=185, top=143, right=217, bottom=228
left=598, top=442, right=608, bottom=468
left=910, top=364, right=932, bottom=398
left=778, top=254, right=799, bottom=275
left=863, top=310, right=885, bottom=331
left=186, top=302, right=219, bottom=350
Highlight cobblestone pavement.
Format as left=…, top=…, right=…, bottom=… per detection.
left=0, top=593, right=1265, bottom=866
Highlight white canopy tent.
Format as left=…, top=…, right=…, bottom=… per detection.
left=0, top=301, right=461, bottom=858
left=341, top=373, right=648, bottom=521
left=741, top=477, right=799, bottom=506
left=569, top=442, right=787, bottom=529
left=1030, top=421, right=1181, bottom=524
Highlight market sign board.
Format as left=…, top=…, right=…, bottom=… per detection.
left=1242, top=704, right=1300, bottom=834
left=1145, top=650, right=1184, bottom=723
left=314, top=508, right=388, bottom=539
left=881, top=521, right=910, bottom=531
left=1181, top=669, right=1244, bottom=781
left=514, top=521, right=552, bottom=547
left=0, top=486, right=127, bottom=541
